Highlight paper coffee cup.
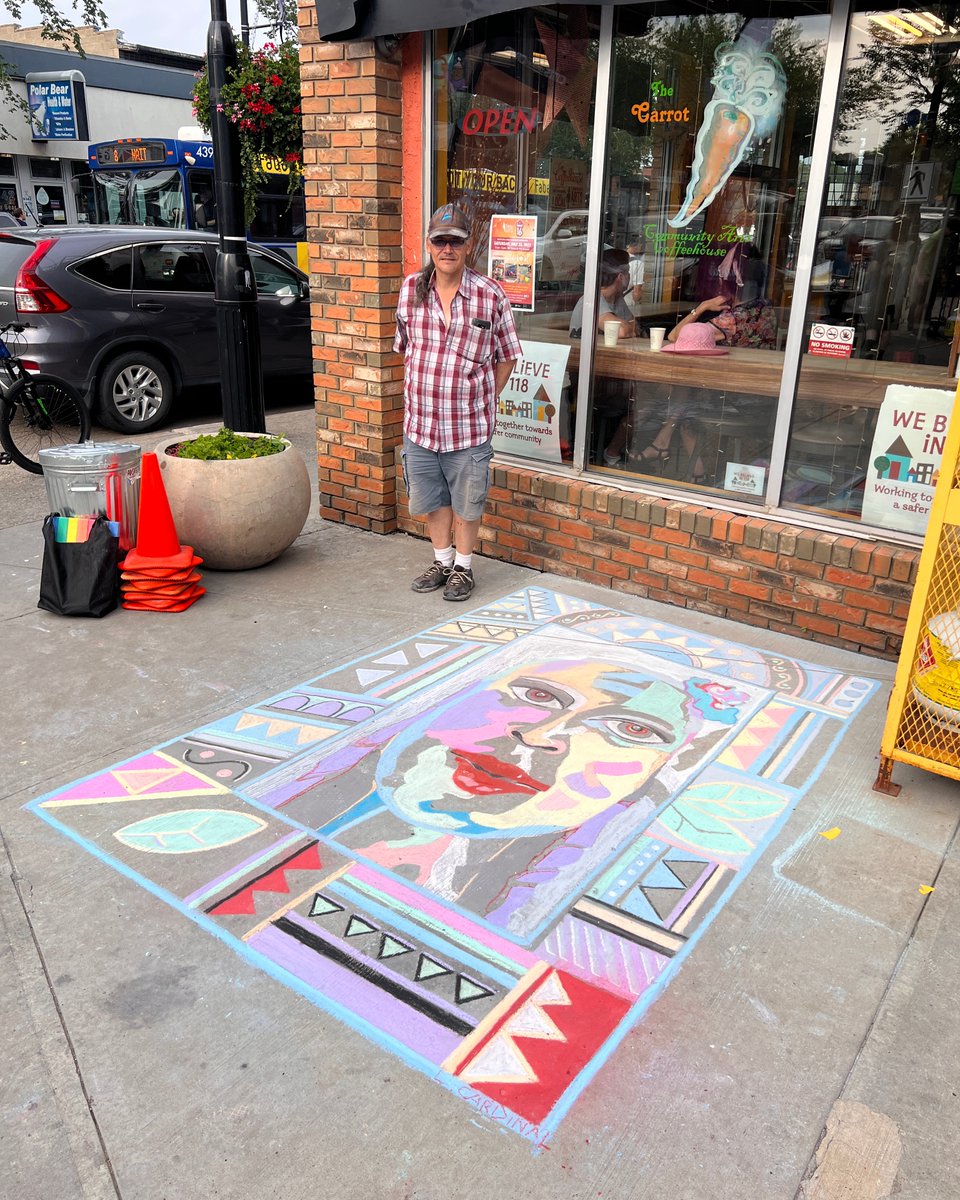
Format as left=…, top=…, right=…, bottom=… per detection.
left=649, top=326, right=666, bottom=351
left=603, top=322, right=621, bottom=347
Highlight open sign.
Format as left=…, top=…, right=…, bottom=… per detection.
left=461, top=107, right=540, bottom=136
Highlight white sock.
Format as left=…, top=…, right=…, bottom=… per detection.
left=434, top=546, right=455, bottom=567
left=454, top=552, right=472, bottom=570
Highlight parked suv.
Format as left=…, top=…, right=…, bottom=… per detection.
left=536, top=210, right=590, bottom=282
left=816, top=215, right=899, bottom=264
left=0, top=226, right=311, bottom=433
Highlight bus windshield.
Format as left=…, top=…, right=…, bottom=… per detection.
left=91, top=168, right=186, bottom=228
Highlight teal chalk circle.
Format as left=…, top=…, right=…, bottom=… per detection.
left=114, top=809, right=267, bottom=854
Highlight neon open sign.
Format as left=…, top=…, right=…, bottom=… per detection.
left=461, top=107, right=540, bottom=136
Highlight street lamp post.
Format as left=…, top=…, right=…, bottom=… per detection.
left=207, top=0, right=265, bottom=433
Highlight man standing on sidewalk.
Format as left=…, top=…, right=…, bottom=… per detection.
left=394, top=203, right=522, bottom=601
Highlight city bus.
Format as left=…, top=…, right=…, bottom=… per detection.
left=84, top=134, right=306, bottom=268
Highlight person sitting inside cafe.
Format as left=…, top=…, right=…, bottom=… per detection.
left=632, top=243, right=776, bottom=482
left=568, top=248, right=639, bottom=467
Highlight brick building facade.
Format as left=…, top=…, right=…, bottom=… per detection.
left=297, top=2, right=922, bottom=660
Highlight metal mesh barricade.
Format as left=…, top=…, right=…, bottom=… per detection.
left=876, top=384, right=960, bottom=793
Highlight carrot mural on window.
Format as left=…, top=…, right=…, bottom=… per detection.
left=669, top=38, right=786, bottom=229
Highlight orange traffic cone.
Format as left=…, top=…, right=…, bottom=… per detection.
left=119, top=452, right=204, bottom=611
left=121, top=453, right=198, bottom=571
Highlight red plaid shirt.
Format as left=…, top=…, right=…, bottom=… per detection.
left=394, top=267, right=522, bottom=452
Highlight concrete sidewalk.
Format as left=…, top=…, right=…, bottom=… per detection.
left=1, top=408, right=958, bottom=1200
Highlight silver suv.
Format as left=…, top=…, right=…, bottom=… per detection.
left=0, top=225, right=311, bottom=432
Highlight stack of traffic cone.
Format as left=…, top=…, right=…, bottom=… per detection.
left=119, top=452, right=204, bottom=611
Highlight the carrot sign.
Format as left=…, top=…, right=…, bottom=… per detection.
left=669, top=37, right=786, bottom=229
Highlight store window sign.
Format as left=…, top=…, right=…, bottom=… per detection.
left=26, top=72, right=89, bottom=141
left=489, top=214, right=537, bottom=312
left=670, top=39, right=786, bottom=228
left=493, top=340, right=570, bottom=465
left=632, top=83, right=689, bottom=125
left=645, top=224, right=748, bottom=259
left=808, top=323, right=855, bottom=359
left=860, top=386, right=953, bottom=535
left=461, top=107, right=539, bottom=136
left=632, top=101, right=691, bottom=124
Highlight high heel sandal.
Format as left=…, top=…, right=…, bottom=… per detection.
left=627, top=443, right=671, bottom=467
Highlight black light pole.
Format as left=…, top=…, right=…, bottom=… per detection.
left=207, top=0, right=265, bottom=433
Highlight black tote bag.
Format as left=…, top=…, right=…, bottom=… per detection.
left=38, top=514, right=120, bottom=618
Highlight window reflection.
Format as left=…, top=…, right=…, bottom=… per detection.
left=433, top=7, right=603, bottom=462
left=588, top=5, right=827, bottom=500
left=786, top=5, right=960, bottom=526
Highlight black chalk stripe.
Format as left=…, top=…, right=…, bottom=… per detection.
left=572, top=898, right=686, bottom=958
left=275, top=916, right=474, bottom=1036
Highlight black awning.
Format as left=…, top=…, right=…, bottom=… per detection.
left=318, top=0, right=621, bottom=40
left=317, top=0, right=832, bottom=41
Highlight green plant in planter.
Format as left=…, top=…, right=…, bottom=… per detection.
left=170, top=427, right=287, bottom=461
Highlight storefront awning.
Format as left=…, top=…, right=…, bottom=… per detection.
left=317, top=0, right=828, bottom=41
left=318, top=0, right=635, bottom=41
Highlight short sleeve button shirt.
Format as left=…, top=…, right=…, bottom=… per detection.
left=394, top=266, right=523, bottom=452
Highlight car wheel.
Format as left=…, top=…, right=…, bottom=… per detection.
left=98, top=351, right=174, bottom=433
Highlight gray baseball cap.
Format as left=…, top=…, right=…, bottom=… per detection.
left=427, top=203, right=471, bottom=239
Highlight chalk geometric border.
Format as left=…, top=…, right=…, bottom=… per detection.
left=25, top=588, right=877, bottom=1148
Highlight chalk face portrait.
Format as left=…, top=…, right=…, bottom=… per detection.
left=374, top=658, right=698, bottom=839
left=318, top=629, right=761, bottom=930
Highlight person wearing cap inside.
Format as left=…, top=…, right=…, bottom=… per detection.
left=568, top=248, right=639, bottom=466
left=394, top=203, right=522, bottom=601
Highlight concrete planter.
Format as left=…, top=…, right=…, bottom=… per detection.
left=156, top=433, right=311, bottom=570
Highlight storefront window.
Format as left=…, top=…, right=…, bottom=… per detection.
left=29, top=157, right=63, bottom=179
left=433, top=5, right=602, bottom=463
left=34, top=184, right=67, bottom=224
left=430, top=2, right=959, bottom=537
left=590, top=4, right=827, bottom=501
left=72, top=162, right=95, bottom=224
left=785, top=6, right=960, bottom=531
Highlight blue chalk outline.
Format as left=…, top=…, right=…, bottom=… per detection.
left=23, top=587, right=879, bottom=1148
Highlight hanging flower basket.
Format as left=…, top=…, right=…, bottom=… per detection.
left=193, top=39, right=303, bottom=227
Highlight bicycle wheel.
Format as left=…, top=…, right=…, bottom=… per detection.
left=0, top=375, right=90, bottom=475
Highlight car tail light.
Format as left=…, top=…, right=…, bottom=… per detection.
left=15, top=239, right=70, bottom=313
left=19, top=360, right=40, bottom=371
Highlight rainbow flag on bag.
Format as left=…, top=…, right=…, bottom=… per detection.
left=53, top=516, right=120, bottom=543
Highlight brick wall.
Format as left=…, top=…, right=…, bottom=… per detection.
left=297, top=6, right=407, bottom=532
left=396, top=454, right=919, bottom=659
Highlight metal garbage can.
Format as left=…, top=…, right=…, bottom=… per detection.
left=39, top=442, right=141, bottom=550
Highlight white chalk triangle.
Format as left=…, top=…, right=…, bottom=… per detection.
left=532, top=971, right=570, bottom=1009
left=374, top=650, right=409, bottom=667
left=356, top=668, right=392, bottom=687
left=460, top=1034, right=537, bottom=1085
left=504, top=1001, right=565, bottom=1042
left=415, top=642, right=445, bottom=658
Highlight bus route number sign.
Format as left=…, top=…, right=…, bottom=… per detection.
left=95, top=141, right=167, bottom=166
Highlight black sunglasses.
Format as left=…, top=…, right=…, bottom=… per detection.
left=429, top=235, right=468, bottom=247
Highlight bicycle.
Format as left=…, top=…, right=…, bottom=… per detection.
left=0, top=323, right=90, bottom=474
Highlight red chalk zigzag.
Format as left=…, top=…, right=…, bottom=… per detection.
left=447, top=966, right=631, bottom=1126
left=210, top=843, right=322, bottom=916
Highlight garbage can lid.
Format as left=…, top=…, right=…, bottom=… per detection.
left=39, top=442, right=142, bottom=469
